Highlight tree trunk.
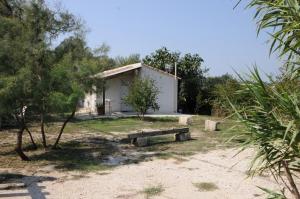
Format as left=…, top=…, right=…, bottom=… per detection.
left=283, top=161, right=300, bottom=199
left=40, top=113, right=47, bottom=148
left=52, top=109, right=76, bottom=149
left=15, top=126, right=29, bottom=161
left=25, top=127, right=37, bottom=150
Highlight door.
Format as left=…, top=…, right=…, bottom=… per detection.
left=120, top=79, right=133, bottom=112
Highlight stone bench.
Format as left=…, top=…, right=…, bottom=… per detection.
left=204, top=120, right=221, bottom=131
left=128, top=128, right=190, bottom=147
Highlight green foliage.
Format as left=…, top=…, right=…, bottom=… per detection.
left=247, top=0, right=300, bottom=59
left=114, top=54, right=140, bottom=67
left=209, top=74, right=250, bottom=116
left=233, top=1, right=300, bottom=198
left=0, top=0, right=105, bottom=154
left=233, top=68, right=300, bottom=174
left=124, top=78, right=159, bottom=119
left=143, top=47, right=180, bottom=71
left=0, top=0, right=35, bottom=119
left=50, top=36, right=104, bottom=115
left=93, top=43, right=115, bottom=70
left=258, top=187, right=286, bottom=199
left=231, top=68, right=300, bottom=198
left=143, top=47, right=207, bottom=113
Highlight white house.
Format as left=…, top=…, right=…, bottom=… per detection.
left=78, top=63, right=179, bottom=115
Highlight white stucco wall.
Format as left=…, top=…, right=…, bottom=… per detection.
left=139, top=66, right=178, bottom=113
left=105, top=77, right=121, bottom=112
left=82, top=88, right=97, bottom=113
left=97, top=72, right=134, bottom=114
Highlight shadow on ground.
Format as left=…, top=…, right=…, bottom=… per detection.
left=2, top=130, right=234, bottom=171
left=0, top=173, right=56, bottom=198
left=27, top=135, right=193, bottom=171
left=29, top=136, right=120, bottom=171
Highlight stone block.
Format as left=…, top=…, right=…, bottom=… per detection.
left=204, top=120, right=220, bottom=131
left=132, top=137, right=149, bottom=147
left=178, top=116, right=193, bottom=125
left=175, top=133, right=191, bottom=141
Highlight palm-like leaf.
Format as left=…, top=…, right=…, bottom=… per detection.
left=247, top=0, right=300, bottom=59
left=231, top=67, right=300, bottom=197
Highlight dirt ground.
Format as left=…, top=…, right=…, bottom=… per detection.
left=0, top=117, right=296, bottom=198
left=0, top=148, right=288, bottom=199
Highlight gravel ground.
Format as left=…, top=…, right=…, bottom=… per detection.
left=0, top=148, right=293, bottom=199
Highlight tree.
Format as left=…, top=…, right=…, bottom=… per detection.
left=93, top=43, right=115, bottom=70
left=23, top=0, right=81, bottom=149
left=124, top=78, right=159, bottom=119
left=0, top=0, right=37, bottom=160
left=143, top=47, right=180, bottom=71
left=114, top=54, right=140, bottom=67
left=232, top=0, right=300, bottom=198
left=203, top=74, right=248, bottom=117
left=143, top=47, right=207, bottom=113
left=0, top=0, right=96, bottom=159
left=50, top=37, right=104, bottom=148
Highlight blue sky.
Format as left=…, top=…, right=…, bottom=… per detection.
left=49, top=0, right=281, bottom=77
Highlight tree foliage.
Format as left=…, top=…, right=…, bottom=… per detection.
left=248, top=0, right=300, bottom=59
left=0, top=0, right=103, bottom=158
left=114, top=54, right=140, bottom=67
left=124, top=78, right=159, bottom=119
left=202, top=74, right=243, bottom=116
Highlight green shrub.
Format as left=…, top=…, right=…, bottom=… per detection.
left=124, top=78, right=159, bottom=119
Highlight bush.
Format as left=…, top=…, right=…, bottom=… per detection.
left=232, top=68, right=300, bottom=198
left=124, top=78, right=159, bottom=119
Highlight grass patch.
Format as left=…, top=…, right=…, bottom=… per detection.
left=141, top=184, right=165, bottom=198
left=71, top=117, right=181, bottom=134
left=0, top=115, right=246, bottom=171
left=193, top=182, right=219, bottom=192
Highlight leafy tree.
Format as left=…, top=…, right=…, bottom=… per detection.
left=0, top=0, right=39, bottom=160
left=93, top=43, right=115, bottom=70
left=0, top=0, right=99, bottom=158
left=114, top=54, right=141, bottom=67
left=50, top=37, right=104, bottom=148
left=143, top=47, right=180, bottom=71
left=124, top=78, right=159, bottom=119
left=24, top=0, right=81, bottom=148
left=143, top=47, right=207, bottom=113
left=202, top=74, right=249, bottom=117
left=93, top=44, right=140, bottom=69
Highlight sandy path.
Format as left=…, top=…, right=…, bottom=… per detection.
left=0, top=148, right=285, bottom=199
